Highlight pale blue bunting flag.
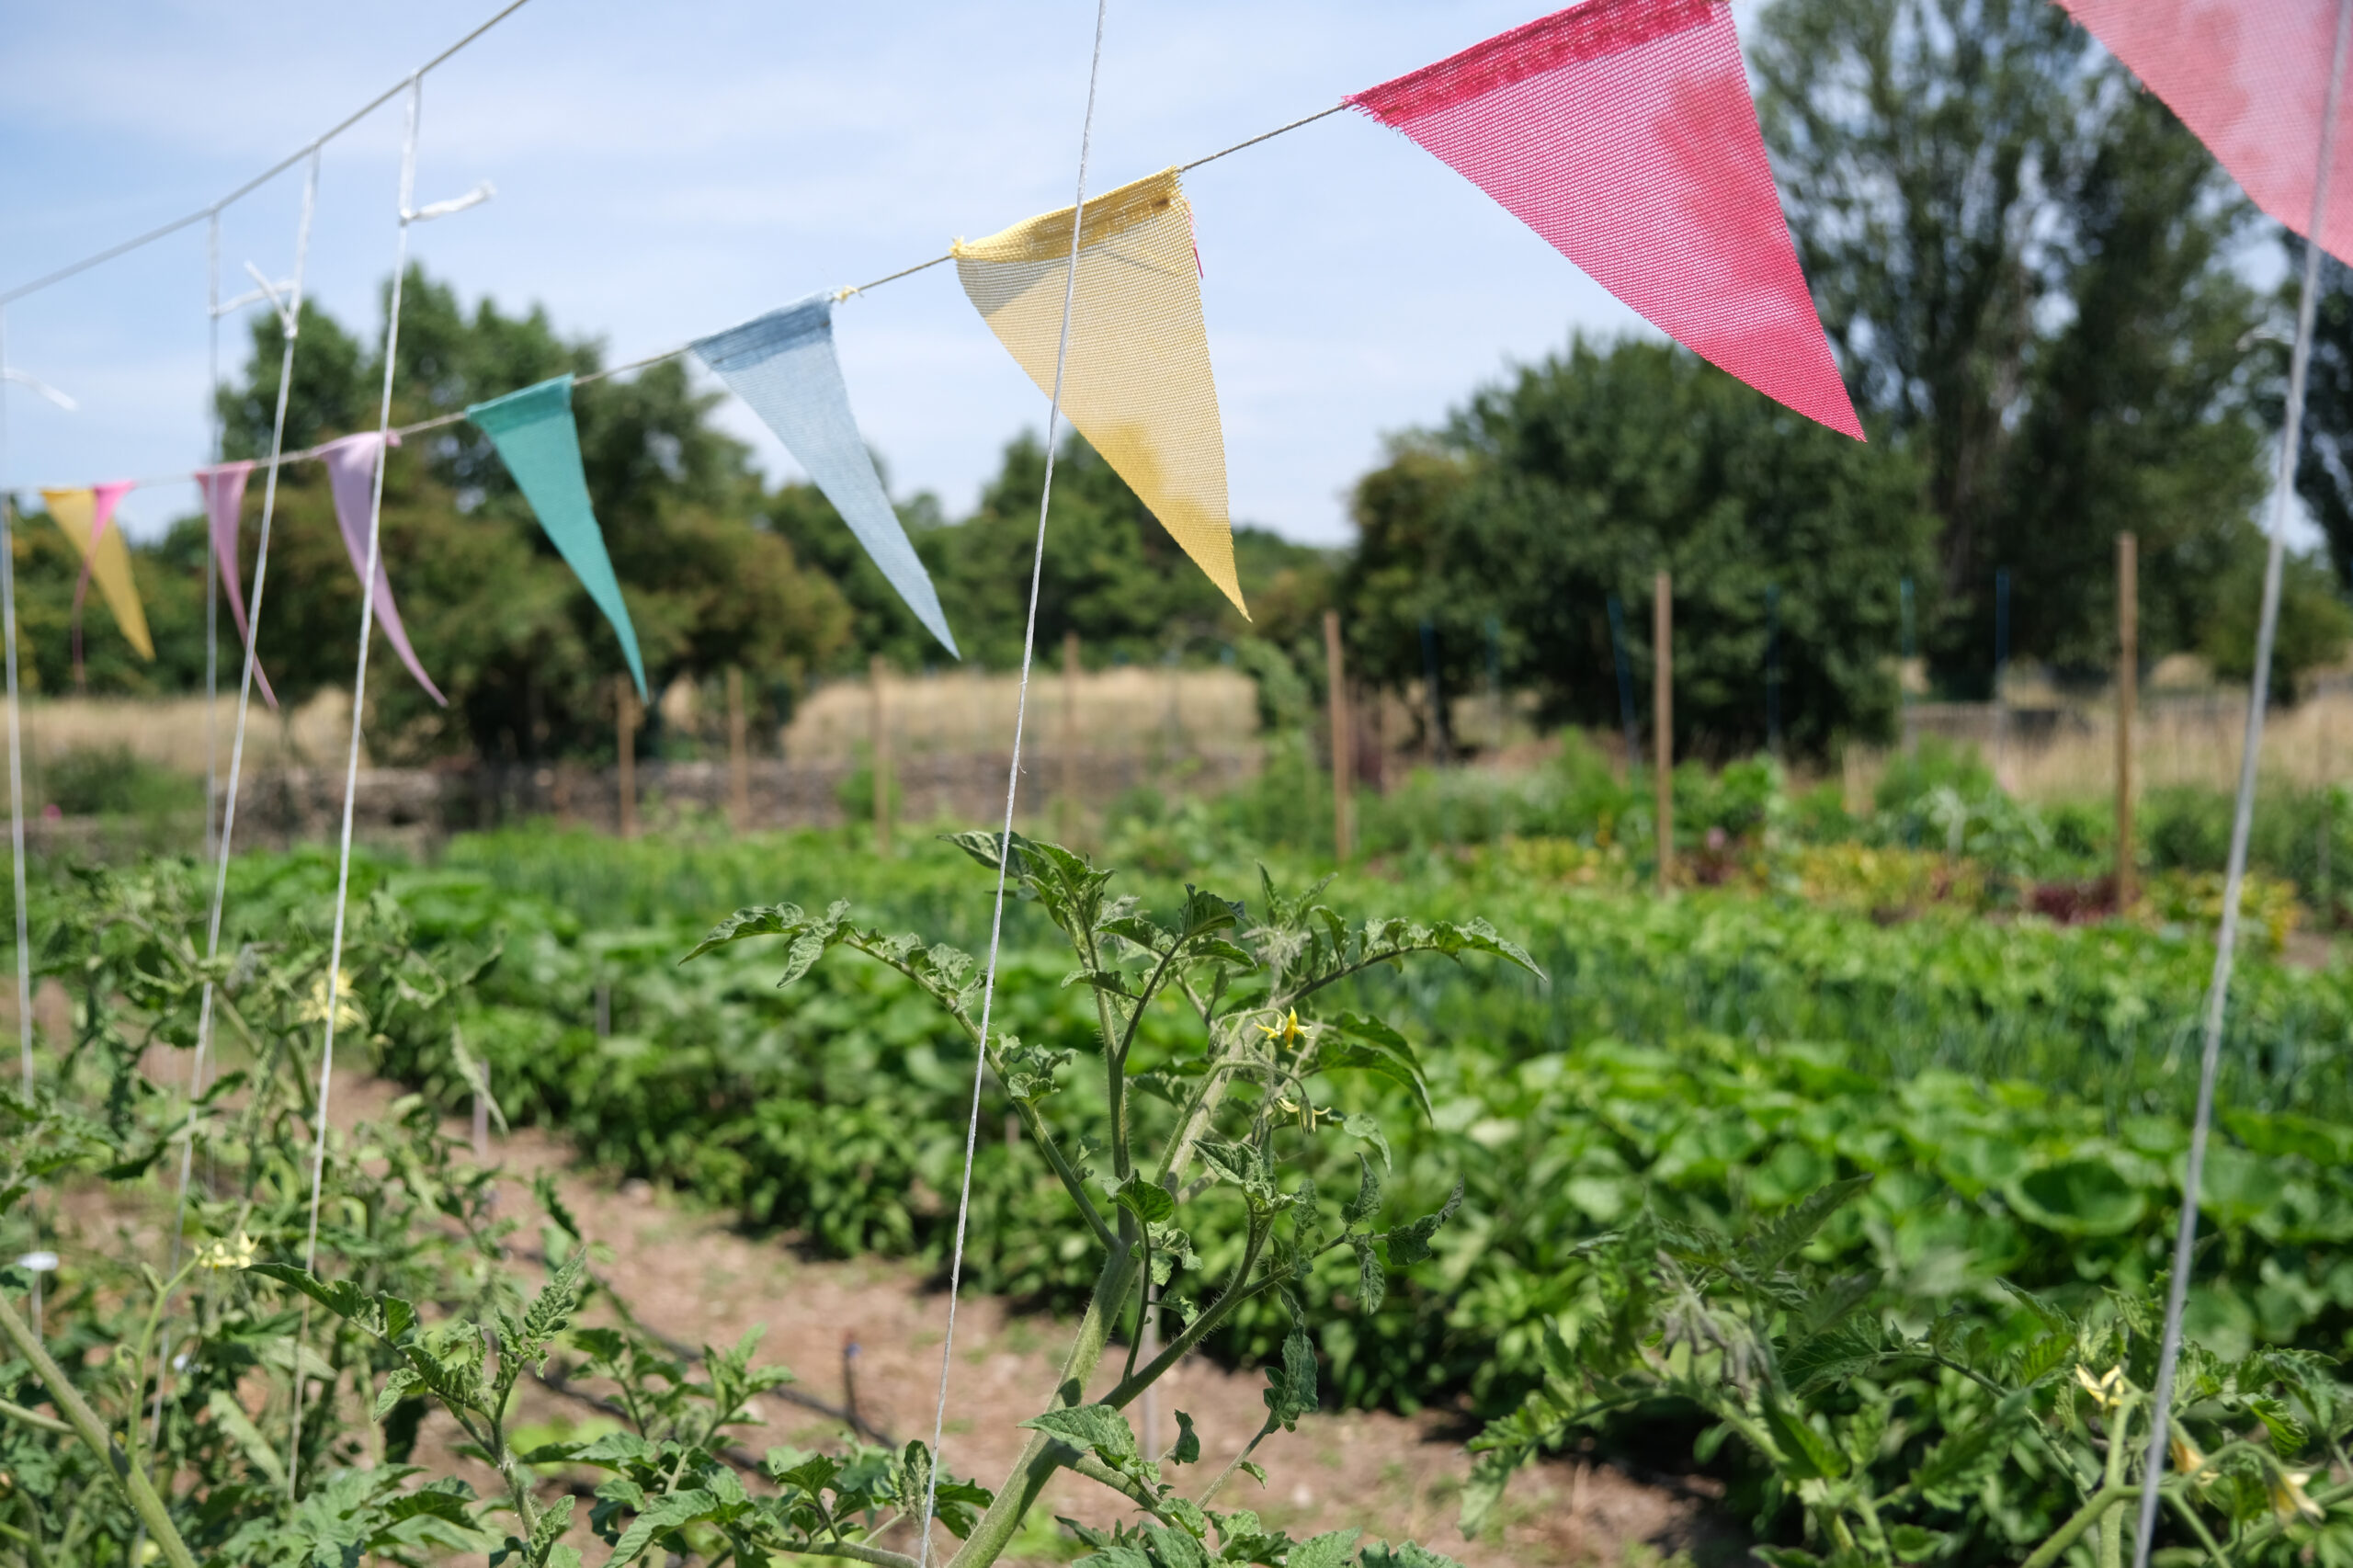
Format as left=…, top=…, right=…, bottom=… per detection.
left=467, top=374, right=649, bottom=699
left=692, top=293, right=958, bottom=656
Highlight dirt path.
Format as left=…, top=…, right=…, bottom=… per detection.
left=298, top=1074, right=1728, bottom=1567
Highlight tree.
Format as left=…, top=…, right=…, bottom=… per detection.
left=209, top=266, right=851, bottom=759
left=2200, top=546, right=2353, bottom=705
left=1341, top=336, right=1938, bottom=759
left=834, top=428, right=1327, bottom=675
left=1994, top=89, right=2271, bottom=669
left=1754, top=0, right=2273, bottom=685
left=3, top=506, right=205, bottom=699
left=2292, top=252, right=2353, bottom=603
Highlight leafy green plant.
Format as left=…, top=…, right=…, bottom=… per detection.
left=352, top=826, right=2353, bottom=1430
left=675, top=830, right=1538, bottom=1564
left=0, top=836, right=1539, bottom=1568
left=0, top=857, right=522, bottom=1566
left=1463, top=1181, right=2353, bottom=1568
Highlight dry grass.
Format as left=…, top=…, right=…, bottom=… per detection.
left=772, top=665, right=1262, bottom=762
left=1851, top=686, right=2353, bottom=805
left=12, top=688, right=358, bottom=778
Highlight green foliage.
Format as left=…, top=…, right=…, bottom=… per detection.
left=17, top=819, right=2353, bottom=1564
left=2198, top=549, right=2353, bottom=704
left=0, top=856, right=513, bottom=1565
left=39, top=744, right=202, bottom=820
left=1463, top=1186, right=2353, bottom=1568
left=674, top=831, right=1522, bottom=1562
left=210, top=265, right=854, bottom=760
left=0, top=835, right=1502, bottom=1566
left=1339, top=339, right=1936, bottom=758
left=296, top=819, right=2353, bottom=1443
left=892, top=429, right=1328, bottom=674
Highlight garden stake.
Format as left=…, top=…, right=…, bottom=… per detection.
left=2118, top=531, right=2137, bottom=909
left=726, top=665, right=750, bottom=829
left=1654, top=571, right=1672, bottom=892
left=1325, top=608, right=1352, bottom=861
left=617, top=673, right=637, bottom=840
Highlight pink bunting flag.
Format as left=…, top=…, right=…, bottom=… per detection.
left=318, top=433, right=448, bottom=708
left=194, top=462, right=278, bottom=710
left=88, top=481, right=132, bottom=541
left=75, top=479, right=134, bottom=608
left=1347, top=0, right=1865, bottom=439
left=71, top=481, right=139, bottom=682
left=2055, top=0, right=2353, bottom=261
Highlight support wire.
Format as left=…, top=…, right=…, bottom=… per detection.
left=916, top=3, right=1111, bottom=1561
left=288, top=82, right=426, bottom=1494
left=2131, top=4, right=2353, bottom=1562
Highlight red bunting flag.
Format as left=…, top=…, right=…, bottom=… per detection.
left=2055, top=0, right=2353, bottom=260
left=1347, top=0, right=1864, bottom=439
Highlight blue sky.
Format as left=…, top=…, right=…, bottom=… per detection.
left=0, top=0, right=1711, bottom=547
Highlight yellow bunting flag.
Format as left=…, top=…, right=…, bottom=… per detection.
left=40, top=486, right=153, bottom=661
left=953, top=168, right=1245, bottom=615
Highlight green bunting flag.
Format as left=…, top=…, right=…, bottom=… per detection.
left=467, top=374, right=648, bottom=698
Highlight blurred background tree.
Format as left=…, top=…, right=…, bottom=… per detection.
left=1753, top=0, right=2284, bottom=693
left=1342, top=337, right=1937, bottom=757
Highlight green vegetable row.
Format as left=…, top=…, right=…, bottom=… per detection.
left=188, top=827, right=2353, bottom=1419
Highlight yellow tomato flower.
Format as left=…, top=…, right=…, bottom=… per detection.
left=301, top=969, right=363, bottom=1029
left=195, top=1231, right=258, bottom=1271
left=2270, top=1469, right=2325, bottom=1525
left=2074, top=1364, right=2127, bottom=1414
left=1256, top=1008, right=1303, bottom=1049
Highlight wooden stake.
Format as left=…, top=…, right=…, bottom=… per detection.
left=1063, top=631, right=1082, bottom=844
left=616, top=676, right=637, bottom=841
left=870, top=654, right=892, bottom=858
left=2116, top=532, right=2137, bottom=908
left=1654, top=573, right=1672, bottom=893
left=725, top=665, right=751, bottom=831
left=1325, top=609, right=1354, bottom=862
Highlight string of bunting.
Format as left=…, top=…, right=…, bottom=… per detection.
left=11, top=0, right=1864, bottom=679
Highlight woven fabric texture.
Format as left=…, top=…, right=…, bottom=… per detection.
left=1348, top=0, right=1863, bottom=440
left=195, top=462, right=278, bottom=707
left=318, top=433, right=447, bottom=707
left=467, top=375, right=650, bottom=698
left=693, top=294, right=958, bottom=655
left=2058, top=0, right=2353, bottom=260
left=41, top=483, right=154, bottom=661
left=954, top=168, right=1246, bottom=613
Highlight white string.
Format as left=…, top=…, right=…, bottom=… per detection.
left=290, top=82, right=424, bottom=1494
left=0, top=311, right=25, bottom=1097
left=2131, top=5, right=2353, bottom=1561
left=0, top=313, right=37, bottom=1339
left=12, top=98, right=1352, bottom=498
left=916, top=3, right=1110, bottom=1561
left=205, top=217, right=220, bottom=869
left=152, top=149, right=319, bottom=1464
left=0, top=0, right=534, bottom=308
